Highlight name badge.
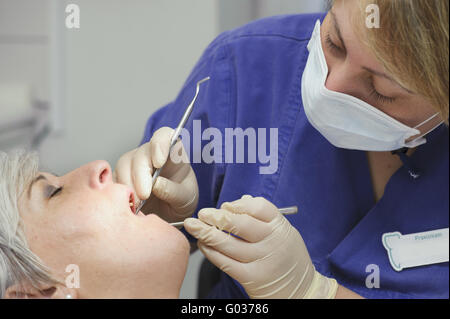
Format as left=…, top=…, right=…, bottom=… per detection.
left=382, top=228, right=449, bottom=272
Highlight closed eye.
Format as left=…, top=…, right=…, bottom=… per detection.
left=49, top=186, right=63, bottom=198
left=368, top=78, right=396, bottom=104
left=325, top=33, right=345, bottom=55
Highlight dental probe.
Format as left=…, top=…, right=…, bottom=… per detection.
left=169, top=205, right=299, bottom=227
left=135, top=76, right=211, bottom=214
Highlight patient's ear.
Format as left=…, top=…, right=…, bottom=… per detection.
left=4, top=281, right=78, bottom=299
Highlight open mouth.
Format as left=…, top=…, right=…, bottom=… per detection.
left=128, top=192, right=136, bottom=214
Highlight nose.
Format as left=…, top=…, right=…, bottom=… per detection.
left=325, top=59, right=363, bottom=99
left=87, top=160, right=113, bottom=189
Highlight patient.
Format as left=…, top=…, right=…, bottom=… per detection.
left=0, top=150, right=190, bottom=299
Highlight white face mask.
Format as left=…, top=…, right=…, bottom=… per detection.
left=301, top=20, right=442, bottom=151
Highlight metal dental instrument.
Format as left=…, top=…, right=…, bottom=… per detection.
left=169, top=205, right=299, bottom=227
left=135, top=76, right=211, bottom=214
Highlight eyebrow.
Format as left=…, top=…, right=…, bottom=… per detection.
left=330, top=10, right=346, bottom=51
left=329, top=10, right=414, bottom=95
left=361, top=66, right=390, bottom=80
left=27, top=175, right=47, bottom=199
left=363, top=66, right=415, bottom=94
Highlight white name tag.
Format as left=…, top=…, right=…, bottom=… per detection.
left=382, top=228, right=449, bottom=272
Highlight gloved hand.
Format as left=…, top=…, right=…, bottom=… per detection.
left=184, top=195, right=338, bottom=299
left=113, top=127, right=198, bottom=222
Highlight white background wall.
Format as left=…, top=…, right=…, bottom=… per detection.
left=0, top=0, right=49, bottom=101
left=39, top=0, right=219, bottom=175
left=218, top=0, right=327, bottom=32
left=0, top=0, right=326, bottom=299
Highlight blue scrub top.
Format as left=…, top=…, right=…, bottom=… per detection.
left=141, top=13, right=449, bottom=299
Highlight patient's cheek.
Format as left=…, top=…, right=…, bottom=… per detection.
left=54, top=214, right=99, bottom=240
left=21, top=221, right=74, bottom=276
left=26, top=213, right=101, bottom=265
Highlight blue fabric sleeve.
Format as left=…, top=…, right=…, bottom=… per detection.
left=139, top=32, right=236, bottom=241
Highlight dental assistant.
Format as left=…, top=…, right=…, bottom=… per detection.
left=115, top=0, right=449, bottom=298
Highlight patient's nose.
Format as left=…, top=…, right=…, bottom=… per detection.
left=88, top=160, right=112, bottom=189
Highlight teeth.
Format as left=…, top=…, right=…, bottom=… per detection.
left=129, top=202, right=133, bottom=207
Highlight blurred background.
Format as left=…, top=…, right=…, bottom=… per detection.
left=0, top=0, right=327, bottom=298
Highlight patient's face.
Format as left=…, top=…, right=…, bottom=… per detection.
left=18, top=160, right=189, bottom=298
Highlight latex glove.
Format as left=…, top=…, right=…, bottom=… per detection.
left=184, top=195, right=338, bottom=299
left=113, top=127, right=198, bottom=222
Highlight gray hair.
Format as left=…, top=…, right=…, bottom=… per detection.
left=0, top=150, right=57, bottom=298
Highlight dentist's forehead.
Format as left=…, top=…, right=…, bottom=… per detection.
left=329, top=6, right=412, bottom=94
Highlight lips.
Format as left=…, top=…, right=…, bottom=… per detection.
left=128, top=192, right=136, bottom=214
left=127, top=190, right=148, bottom=217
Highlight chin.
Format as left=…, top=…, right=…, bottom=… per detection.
left=139, top=214, right=191, bottom=293
left=166, top=230, right=190, bottom=297
left=146, top=213, right=189, bottom=248
left=163, top=218, right=191, bottom=271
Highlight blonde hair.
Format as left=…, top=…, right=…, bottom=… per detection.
left=0, top=150, right=56, bottom=298
left=352, top=0, right=449, bottom=123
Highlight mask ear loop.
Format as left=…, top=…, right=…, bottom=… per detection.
left=394, top=113, right=444, bottom=180
left=403, top=113, right=444, bottom=147
left=411, top=113, right=444, bottom=140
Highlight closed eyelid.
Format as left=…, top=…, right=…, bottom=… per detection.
left=27, top=174, right=62, bottom=207
left=326, top=33, right=344, bottom=53
left=329, top=10, right=346, bottom=50
left=44, top=184, right=57, bottom=198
